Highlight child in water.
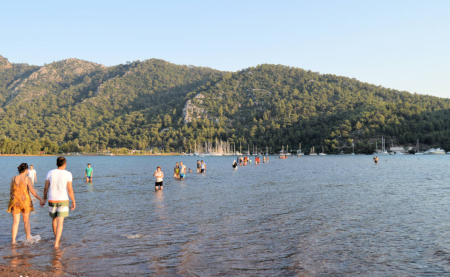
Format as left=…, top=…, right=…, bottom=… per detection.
left=174, top=163, right=180, bottom=179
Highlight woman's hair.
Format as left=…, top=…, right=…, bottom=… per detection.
left=18, top=163, right=28, bottom=173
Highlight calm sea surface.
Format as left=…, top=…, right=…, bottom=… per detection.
left=1, top=155, right=450, bottom=276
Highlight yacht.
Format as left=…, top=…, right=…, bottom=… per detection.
left=374, top=137, right=389, bottom=155
left=309, top=146, right=318, bottom=156
left=297, top=143, right=304, bottom=156
left=319, top=145, right=327, bottom=156
left=424, top=148, right=446, bottom=155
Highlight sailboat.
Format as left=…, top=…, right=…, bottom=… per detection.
left=297, top=143, right=304, bottom=156
left=286, top=144, right=291, bottom=155
left=309, top=146, right=318, bottom=156
left=375, top=137, right=389, bottom=155
left=415, top=139, right=423, bottom=155
left=279, top=145, right=287, bottom=158
left=319, top=145, right=327, bottom=156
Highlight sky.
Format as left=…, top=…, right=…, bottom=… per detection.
left=1, top=0, right=449, bottom=98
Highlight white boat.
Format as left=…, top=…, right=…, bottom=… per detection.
left=297, top=143, right=304, bottom=156
left=319, top=146, right=326, bottom=156
left=424, top=148, right=446, bottom=155
left=309, top=146, right=318, bottom=156
left=374, top=137, right=389, bottom=155
left=279, top=145, right=291, bottom=156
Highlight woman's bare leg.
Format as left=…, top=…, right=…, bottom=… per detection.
left=11, top=213, right=20, bottom=244
left=22, top=212, right=31, bottom=240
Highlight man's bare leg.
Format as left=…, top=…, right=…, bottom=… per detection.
left=11, top=213, right=20, bottom=244
left=54, top=217, right=64, bottom=248
left=22, top=212, right=31, bottom=241
left=52, top=217, right=57, bottom=236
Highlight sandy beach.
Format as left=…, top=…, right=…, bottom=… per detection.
left=0, top=265, right=54, bottom=277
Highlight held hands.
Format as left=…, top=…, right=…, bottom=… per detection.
left=40, top=199, right=46, bottom=207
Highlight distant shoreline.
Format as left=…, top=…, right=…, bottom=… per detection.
left=0, top=153, right=181, bottom=157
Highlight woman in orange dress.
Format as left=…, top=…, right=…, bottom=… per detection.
left=7, top=163, right=45, bottom=244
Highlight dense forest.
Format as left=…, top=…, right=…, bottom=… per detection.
left=1, top=54, right=450, bottom=155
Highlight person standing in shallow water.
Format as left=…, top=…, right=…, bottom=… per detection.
left=201, top=160, right=206, bottom=173
left=174, top=162, right=180, bottom=179
left=7, top=163, right=45, bottom=244
left=197, top=160, right=201, bottom=174
left=28, top=164, right=37, bottom=186
left=43, top=157, right=76, bottom=248
left=153, top=166, right=164, bottom=190
left=85, top=163, right=93, bottom=183
left=180, top=162, right=186, bottom=179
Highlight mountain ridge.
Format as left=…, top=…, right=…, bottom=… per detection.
left=0, top=54, right=449, bottom=154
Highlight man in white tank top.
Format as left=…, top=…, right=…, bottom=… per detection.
left=43, top=157, right=76, bottom=248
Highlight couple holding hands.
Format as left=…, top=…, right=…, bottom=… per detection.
left=7, top=157, right=76, bottom=248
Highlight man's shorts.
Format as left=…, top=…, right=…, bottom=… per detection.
left=155, top=181, right=163, bottom=187
left=180, top=174, right=185, bottom=179
left=87, top=176, right=92, bottom=180
left=49, top=201, right=69, bottom=218
left=201, top=169, right=205, bottom=173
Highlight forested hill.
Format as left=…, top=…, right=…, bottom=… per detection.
left=0, top=54, right=450, bottom=154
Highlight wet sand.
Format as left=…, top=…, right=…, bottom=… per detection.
left=0, top=265, right=53, bottom=276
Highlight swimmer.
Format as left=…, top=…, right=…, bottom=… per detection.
left=153, top=166, right=164, bottom=190
left=232, top=161, right=238, bottom=170
left=189, top=168, right=193, bottom=173
left=374, top=156, right=379, bottom=165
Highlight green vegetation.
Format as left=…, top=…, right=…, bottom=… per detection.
left=1, top=54, right=450, bottom=154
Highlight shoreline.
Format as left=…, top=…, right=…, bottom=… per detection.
left=0, top=153, right=180, bottom=157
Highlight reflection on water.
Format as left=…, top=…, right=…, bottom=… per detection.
left=1, top=156, right=450, bottom=275
left=51, top=248, right=64, bottom=275
left=8, top=246, right=33, bottom=268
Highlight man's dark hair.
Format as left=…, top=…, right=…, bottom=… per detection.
left=201, top=160, right=203, bottom=162
left=57, top=157, right=66, bottom=167
left=87, top=163, right=91, bottom=165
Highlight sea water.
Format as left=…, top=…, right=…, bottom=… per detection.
left=1, top=155, right=450, bottom=275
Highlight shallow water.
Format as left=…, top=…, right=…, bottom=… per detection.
left=1, top=155, right=450, bottom=275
